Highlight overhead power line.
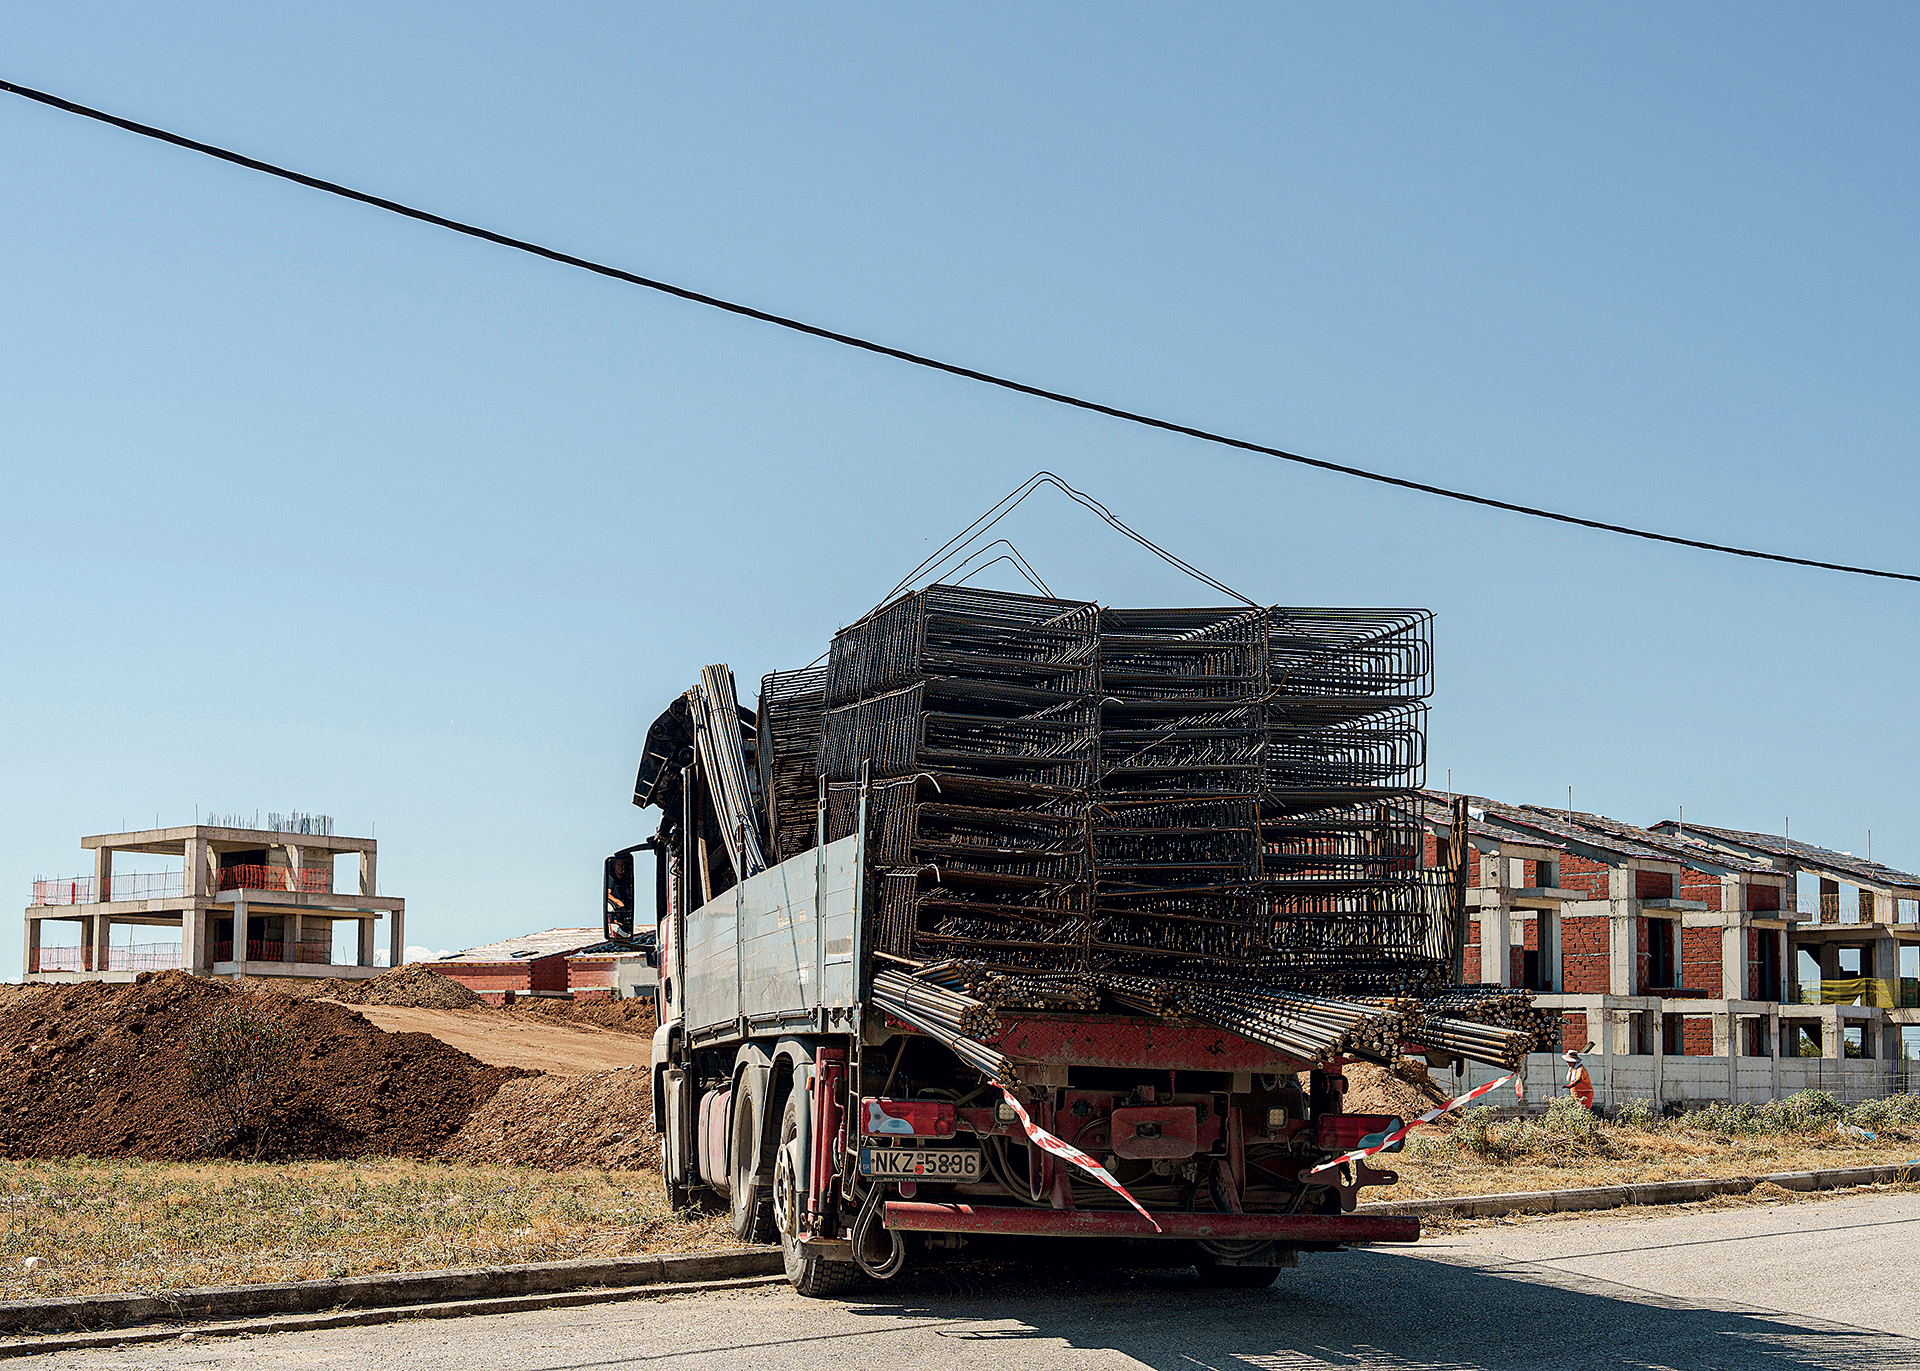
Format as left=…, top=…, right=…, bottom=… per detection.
left=4, top=76, right=1916, bottom=587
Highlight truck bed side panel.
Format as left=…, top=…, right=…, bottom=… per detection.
left=685, top=834, right=861, bottom=1040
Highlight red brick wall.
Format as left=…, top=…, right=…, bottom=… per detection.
left=528, top=953, right=570, bottom=993
left=1678, top=871, right=1724, bottom=911
left=1747, top=883, right=1780, bottom=912
left=1681, top=1017, right=1714, bottom=1057
left=1559, top=853, right=1613, bottom=900
left=1510, top=946, right=1524, bottom=985
left=434, top=963, right=532, bottom=1004
left=1681, top=926, right=1719, bottom=995
left=1423, top=832, right=1440, bottom=868
left=1636, top=869, right=1674, bottom=900
left=1561, top=1012, right=1589, bottom=1051
left=1562, top=914, right=1610, bottom=992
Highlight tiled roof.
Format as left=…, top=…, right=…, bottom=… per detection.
left=1528, top=808, right=1778, bottom=876
left=1415, top=791, right=1565, bottom=850
left=438, top=928, right=605, bottom=963
left=1658, top=821, right=1920, bottom=892
left=1456, top=800, right=1776, bottom=874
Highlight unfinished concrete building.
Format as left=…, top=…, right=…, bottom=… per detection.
left=1419, top=792, right=1917, bottom=1107
left=25, top=821, right=404, bottom=983
left=1649, top=820, right=1920, bottom=1063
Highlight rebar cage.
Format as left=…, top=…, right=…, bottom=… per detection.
left=796, top=587, right=1451, bottom=997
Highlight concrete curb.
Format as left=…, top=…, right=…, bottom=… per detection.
left=0, top=1274, right=783, bottom=1359
left=1358, top=1162, right=1920, bottom=1220
left=0, top=1247, right=783, bottom=1338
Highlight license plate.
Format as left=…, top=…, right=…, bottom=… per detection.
left=859, top=1147, right=982, bottom=1182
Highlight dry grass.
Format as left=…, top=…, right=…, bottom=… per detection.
left=1381, top=1096, right=1920, bottom=1200
left=0, top=1158, right=731, bottom=1301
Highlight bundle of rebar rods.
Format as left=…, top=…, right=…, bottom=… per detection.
left=1401, top=1014, right=1535, bottom=1070
left=869, top=969, right=1017, bottom=1086
left=1413, top=990, right=1557, bottom=1054
left=872, top=968, right=1003, bottom=1039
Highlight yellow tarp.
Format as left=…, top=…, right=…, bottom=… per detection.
left=1814, top=976, right=1896, bottom=1007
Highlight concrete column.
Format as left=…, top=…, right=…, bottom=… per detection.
left=184, top=836, right=210, bottom=898
left=1768, top=1005, right=1781, bottom=1099
left=23, top=917, right=40, bottom=977
left=388, top=907, right=405, bottom=970
left=1871, top=935, right=1900, bottom=1000
left=232, top=898, right=247, bottom=965
left=90, top=914, right=110, bottom=975
left=1598, top=997, right=1615, bottom=1106
left=1711, top=1011, right=1732, bottom=1056
left=1728, top=1006, right=1743, bottom=1106
left=358, top=918, right=375, bottom=968
left=359, top=849, right=377, bottom=898
left=1651, top=1004, right=1666, bottom=1103
left=1541, top=909, right=1562, bottom=992
left=1822, top=1006, right=1841, bottom=1059
left=1722, top=922, right=1749, bottom=1001
left=1480, top=902, right=1512, bottom=986
left=1609, top=913, right=1636, bottom=995
left=286, top=910, right=302, bottom=965
left=92, top=845, right=112, bottom=907
left=182, top=906, right=205, bottom=971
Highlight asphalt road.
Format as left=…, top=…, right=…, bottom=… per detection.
left=21, top=1191, right=1920, bottom=1370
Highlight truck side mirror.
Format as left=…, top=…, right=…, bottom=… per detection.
left=604, top=853, right=635, bottom=941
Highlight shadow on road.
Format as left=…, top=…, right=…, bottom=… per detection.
left=812, top=1249, right=1918, bottom=1371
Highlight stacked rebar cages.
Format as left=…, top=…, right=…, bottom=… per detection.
left=1250, top=609, right=1445, bottom=995
left=1087, top=609, right=1270, bottom=980
left=757, top=666, right=829, bottom=862
left=817, top=587, right=1101, bottom=970
left=761, top=588, right=1452, bottom=1011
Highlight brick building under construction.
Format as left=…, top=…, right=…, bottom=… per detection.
left=1418, top=792, right=1920, bottom=1106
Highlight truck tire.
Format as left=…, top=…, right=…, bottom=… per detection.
left=775, top=1093, right=859, bottom=1297
left=730, top=1079, right=775, bottom=1243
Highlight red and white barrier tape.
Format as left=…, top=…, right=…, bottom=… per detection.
left=997, top=1087, right=1162, bottom=1232
left=1304, top=1071, right=1518, bottom=1178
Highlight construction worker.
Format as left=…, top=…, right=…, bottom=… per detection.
left=1563, top=1047, right=1595, bottom=1109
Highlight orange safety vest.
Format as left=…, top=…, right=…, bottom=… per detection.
left=1567, top=1062, right=1594, bottom=1108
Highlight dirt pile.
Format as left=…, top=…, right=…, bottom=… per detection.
left=0, top=971, right=524, bottom=1161
left=328, top=964, right=485, bottom=1010
left=438, top=1067, right=658, bottom=1170
left=510, top=996, right=658, bottom=1037
left=1344, top=1057, right=1452, bottom=1121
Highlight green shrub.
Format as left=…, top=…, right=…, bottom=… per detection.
left=1613, top=1098, right=1659, bottom=1131
left=185, top=1005, right=301, bottom=1158
left=1848, top=1094, right=1920, bottom=1132
left=1542, top=1095, right=1601, bottom=1138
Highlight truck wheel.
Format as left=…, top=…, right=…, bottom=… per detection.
left=776, top=1093, right=859, bottom=1297
left=730, top=1080, right=775, bottom=1243
left=1195, top=1258, right=1279, bottom=1290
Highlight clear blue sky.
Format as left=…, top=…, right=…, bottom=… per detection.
left=6, top=4, right=1917, bottom=974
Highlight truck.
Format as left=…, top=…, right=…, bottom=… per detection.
left=605, top=586, right=1511, bottom=1295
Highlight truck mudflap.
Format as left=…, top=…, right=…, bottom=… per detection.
left=882, top=1203, right=1419, bottom=1244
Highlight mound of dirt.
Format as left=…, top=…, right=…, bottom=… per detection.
left=328, top=964, right=486, bottom=1010
left=438, top=1067, right=658, bottom=1171
left=1343, top=1057, right=1452, bottom=1121
left=509, top=996, right=658, bottom=1037
left=0, top=971, right=524, bottom=1161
